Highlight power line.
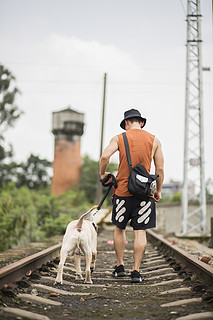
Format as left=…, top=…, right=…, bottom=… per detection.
left=2, top=60, right=185, bottom=71
left=17, top=79, right=212, bottom=85
left=19, top=89, right=187, bottom=94
left=18, top=80, right=100, bottom=84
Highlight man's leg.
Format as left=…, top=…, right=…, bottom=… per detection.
left=113, top=226, right=126, bottom=266
left=132, top=230, right=147, bottom=272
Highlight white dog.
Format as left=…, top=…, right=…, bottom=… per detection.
left=55, top=205, right=98, bottom=284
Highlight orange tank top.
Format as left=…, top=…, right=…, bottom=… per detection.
left=115, top=129, right=155, bottom=197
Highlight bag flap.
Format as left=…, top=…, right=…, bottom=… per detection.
left=150, top=174, right=159, bottom=181
left=133, top=164, right=159, bottom=182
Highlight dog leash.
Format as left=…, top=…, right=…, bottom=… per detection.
left=93, top=174, right=117, bottom=216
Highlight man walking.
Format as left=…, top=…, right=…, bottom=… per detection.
left=99, top=108, right=164, bottom=283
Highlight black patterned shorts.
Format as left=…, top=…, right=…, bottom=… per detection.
left=112, top=195, right=156, bottom=230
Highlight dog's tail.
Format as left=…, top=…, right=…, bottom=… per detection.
left=76, top=205, right=98, bottom=232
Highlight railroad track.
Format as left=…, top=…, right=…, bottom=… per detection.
left=0, top=224, right=213, bottom=320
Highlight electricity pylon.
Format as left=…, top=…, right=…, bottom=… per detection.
left=182, top=0, right=206, bottom=235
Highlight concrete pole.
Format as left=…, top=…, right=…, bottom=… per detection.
left=96, top=73, right=107, bottom=204
left=100, top=73, right=107, bottom=158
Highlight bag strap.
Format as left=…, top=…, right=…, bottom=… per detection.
left=122, top=132, right=132, bottom=169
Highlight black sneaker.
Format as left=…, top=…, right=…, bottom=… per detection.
left=131, top=270, right=144, bottom=283
left=112, top=265, right=126, bottom=277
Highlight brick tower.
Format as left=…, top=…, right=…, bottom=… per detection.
left=51, top=107, right=84, bottom=196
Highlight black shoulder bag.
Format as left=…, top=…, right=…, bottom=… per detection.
left=122, top=132, right=159, bottom=199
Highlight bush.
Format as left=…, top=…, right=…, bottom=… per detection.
left=171, top=192, right=182, bottom=202
left=0, top=183, right=37, bottom=250
left=41, top=205, right=90, bottom=237
left=0, top=153, right=118, bottom=251
left=42, top=214, right=72, bottom=237
left=0, top=183, right=92, bottom=251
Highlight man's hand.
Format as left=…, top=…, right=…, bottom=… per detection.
left=100, top=172, right=110, bottom=181
left=100, top=172, right=113, bottom=185
left=153, top=191, right=161, bottom=202
left=153, top=138, right=164, bottom=201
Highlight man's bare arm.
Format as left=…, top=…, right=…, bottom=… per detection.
left=99, top=136, right=119, bottom=179
left=153, top=138, right=164, bottom=201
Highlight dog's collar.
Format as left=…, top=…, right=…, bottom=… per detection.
left=92, top=222, right=98, bottom=232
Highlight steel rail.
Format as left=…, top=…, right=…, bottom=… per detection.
left=147, top=229, right=213, bottom=284
left=1, top=228, right=213, bottom=288
left=0, top=208, right=107, bottom=288
left=0, top=243, right=61, bottom=288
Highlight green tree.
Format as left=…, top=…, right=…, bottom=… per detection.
left=0, top=161, right=18, bottom=187
left=16, top=154, right=51, bottom=189
left=0, top=64, right=23, bottom=186
left=0, top=64, right=22, bottom=148
left=80, top=154, right=117, bottom=204
left=80, top=155, right=99, bottom=203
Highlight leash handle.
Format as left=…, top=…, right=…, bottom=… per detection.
left=94, top=173, right=117, bottom=213
left=100, top=173, right=117, bottom=188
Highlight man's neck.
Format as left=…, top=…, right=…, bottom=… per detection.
left=126, top=123, right=141, bottom=130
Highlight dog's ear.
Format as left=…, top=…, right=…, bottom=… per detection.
left=84, top=205, right=98, bottom=221
left=84, top=214, right=93, bottom=222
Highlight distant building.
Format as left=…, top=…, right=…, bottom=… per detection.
left=51, top=107, right=84, bottom=196
left=162, top=181, right=182, bottom=197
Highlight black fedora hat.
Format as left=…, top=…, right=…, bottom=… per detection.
left=120, top=108, right=146, bottom=130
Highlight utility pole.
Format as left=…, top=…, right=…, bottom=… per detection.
left=96, top=73, right=107, bottom=204
left=182, top=0, right=206, bottom=235
left=99, top=73, right=107, bottom=159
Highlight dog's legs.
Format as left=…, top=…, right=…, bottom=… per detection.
left=85, top=250, right=93, bottom=284
left=90, top=250, right=97, bottom=273
left=74, top=254, right=83, bottom=280
left=91, top=233, right=97, bottom=273
left=55, top=248, right=68, bottom=284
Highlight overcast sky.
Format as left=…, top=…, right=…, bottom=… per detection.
left=1, top=0, right=212, bottom=183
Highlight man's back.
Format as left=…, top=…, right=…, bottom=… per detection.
left=115, top=129, right=155, bottom=197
